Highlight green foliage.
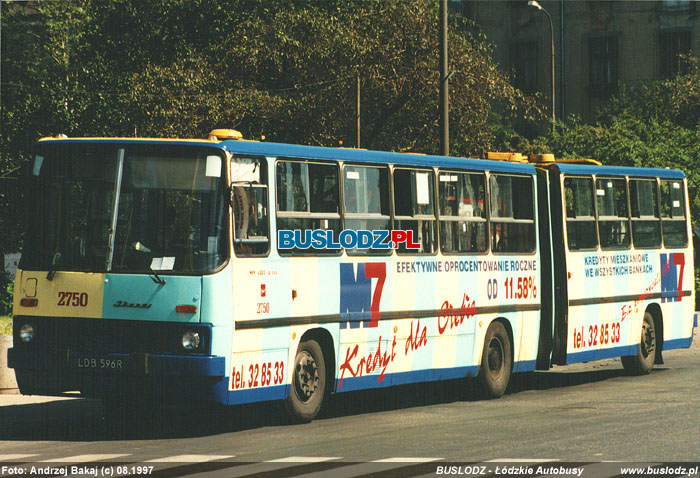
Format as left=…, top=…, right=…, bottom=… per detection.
left=496, top=62, right=700, bottom=299
left=1, top=0, right=542, bottom=256
left=118, top=0, right=542, bottom=153
left=0, top=317, right=11, bottom=337
left=497, top=60, right=700, bottom=233
left=0, top=279, right=13, bottom=319
left=2, top=0, right=540, bottom=150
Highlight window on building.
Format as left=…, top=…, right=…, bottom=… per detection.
left=460, top=0, right=476, bottom=21
left=660, top=30, right=691, bottom=78
left=589, top=36, right=618, bottom=98
left=510, top=41, right=538, bottom=93
left=661, top=1, right=690, bottom=12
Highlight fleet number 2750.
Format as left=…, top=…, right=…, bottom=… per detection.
left=57, top=291, right=88, bottom=307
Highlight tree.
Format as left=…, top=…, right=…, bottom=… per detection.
left=545, top=62, right=700, bottom=227
left=498, top=61, right=700, bottom=296
left=119, top=0, right=541, bottom=153
left=0, top=0, right=540, bottom=255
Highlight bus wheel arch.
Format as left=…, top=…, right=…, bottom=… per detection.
left=477, top=318, right=513, bottom=398
left=300, top=328, right=336, bottom=394
left=621, top=308, right=659, bottom=375
left=283, top=328, right=334, bottom=422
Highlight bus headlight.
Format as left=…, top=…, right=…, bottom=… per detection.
left=19, top=324, right=35, bottom=343
left=181, top=331, right=200, bottom=351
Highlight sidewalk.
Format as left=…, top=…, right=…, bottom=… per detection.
left=0, top=336, right=16, bottom=393
left=0, top=392, right=83, bottom=406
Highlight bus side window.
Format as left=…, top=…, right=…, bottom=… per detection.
left=276, top=159, right=341, bottom=255
left=563, top=176, right=597, bottom=250
left=489, top=174, right=535, bottom=253
left=596, top=178, right=630, bottom=249
left=232, top=157, right=270, bottom=256
left=630, top=179, right=661, bottom=248
left=438, top=170, right=487, bottom=253
left=393, top=168, right=437, bottom=254
left=343, top=164, right=391, bottom=255
left=660, top=179, right=688, bottom=248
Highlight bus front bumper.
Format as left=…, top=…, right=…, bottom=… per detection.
left=7, top=347, right=226, bottom=399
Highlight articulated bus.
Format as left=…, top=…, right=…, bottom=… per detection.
left=8, top=130, right=695, bottom=421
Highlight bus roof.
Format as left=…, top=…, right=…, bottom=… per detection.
left=37, top=137, right=685, bottom=179
left=555, top=162, right=685, bottom=179
left=219, top=139, right=539, bottom=174
left=37, top=137, right=539, bottom=175
left=37, top=137, right=216, bottom=145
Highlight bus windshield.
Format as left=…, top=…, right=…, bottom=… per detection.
left=21, top=143, right=229, bottom=275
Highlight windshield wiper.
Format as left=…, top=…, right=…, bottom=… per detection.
left=133, top=242, right=166, bottom=286
left=149, top=269, right=166, bottom=285
left=46, top=252, right=61, bottom=281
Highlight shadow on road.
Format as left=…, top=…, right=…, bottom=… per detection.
left=0, top=365, right=663, bottom=441
left=507, top=366, right=633, bottom=393
left=0, top=398, right=287, bottom=441
left=321, top=364, right=659, bottom=419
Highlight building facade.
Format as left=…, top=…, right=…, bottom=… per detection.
left=464, top=0, right=700, bottom=122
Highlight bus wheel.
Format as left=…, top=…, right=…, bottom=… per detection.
left=621, top=312, right=656, bottom=375
left=284, top=339, right=326, bottom=422
left=478, top=321, right=512, bottom=398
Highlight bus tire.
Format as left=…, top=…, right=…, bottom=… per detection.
left=284, top=339, right=326, bottom=422
left=478, top=321, right=512, bottom=398
left=621, top=312, right=656, bottom=375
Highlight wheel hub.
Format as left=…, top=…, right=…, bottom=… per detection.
left=641, top=321, right=655, bottom=358
left=294, top=351, right=319, bottom=402
left=488, top=338, right=504, bottom=375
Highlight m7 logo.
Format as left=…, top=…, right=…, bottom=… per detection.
left=660, top=253, right=685, bottom=302
left=339, top=263, right=386, bottom=328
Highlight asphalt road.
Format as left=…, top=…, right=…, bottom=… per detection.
left=0, top=330, right=698, bottom=476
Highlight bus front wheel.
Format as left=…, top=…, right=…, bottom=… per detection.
left=284, top=339, right=326, bottom=422
left=478, top=321, right=512, bottom=398
left=621, top=312, right=656, bottom=375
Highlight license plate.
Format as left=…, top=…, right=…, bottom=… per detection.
left=76, top=356, right=124, bottom=371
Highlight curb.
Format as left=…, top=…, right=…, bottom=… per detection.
left=0, top=335, right=18, bottom=393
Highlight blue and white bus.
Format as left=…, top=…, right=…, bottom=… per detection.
left=8, top=130, right=695, bottom=421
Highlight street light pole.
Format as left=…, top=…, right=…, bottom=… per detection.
left=439, top=0, right=449, bottom=156
left=356, top=72, right=361, bottom=149
left=528, top=0, right=555, bottom=133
